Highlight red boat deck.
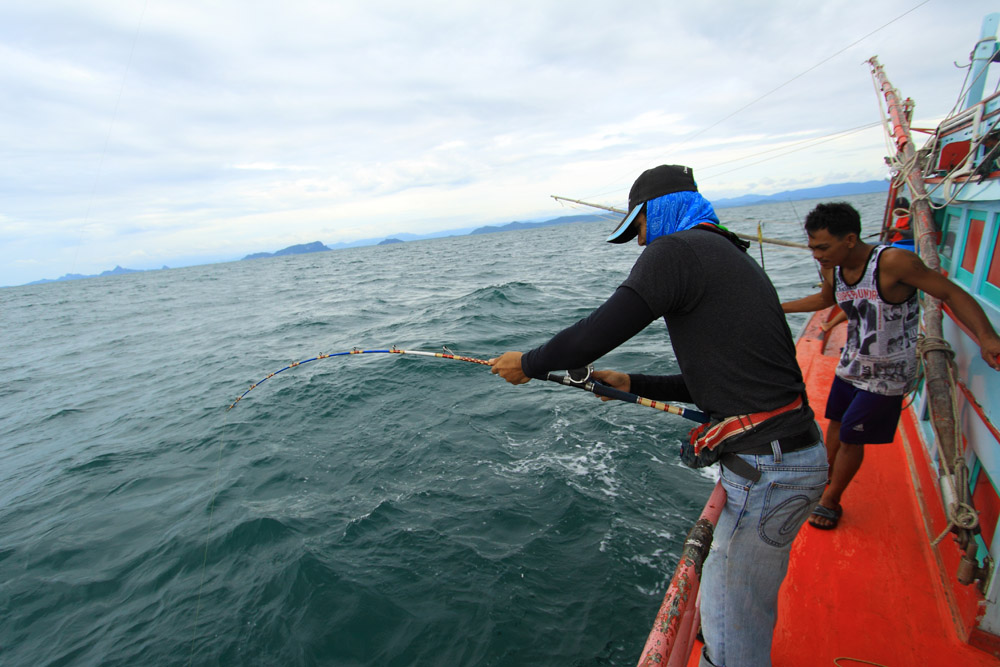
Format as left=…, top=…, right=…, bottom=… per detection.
left=684, top=309, right=999, bottom=667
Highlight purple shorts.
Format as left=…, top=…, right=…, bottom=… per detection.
left=824, top=376, right=904, bottom=445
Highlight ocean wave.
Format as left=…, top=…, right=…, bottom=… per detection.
left=0, top=201, right=890, bottom=665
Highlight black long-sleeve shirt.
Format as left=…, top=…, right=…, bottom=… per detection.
left=520, top=227, right=813, bottom=449
left=521, top=286, right=694, bottom=402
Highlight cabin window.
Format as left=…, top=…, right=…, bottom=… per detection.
left=961, top=217, right=985, bottom=273
left=988, top=232, right=1000, bottom=288
left=982, top=213, right=1000, bottom=307
left=939, top=210, right=959, bottom=268
left=955, top=211, right=987, bottom=289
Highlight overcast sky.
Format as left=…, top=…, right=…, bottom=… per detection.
left=2, top=1, right=997, bottom=286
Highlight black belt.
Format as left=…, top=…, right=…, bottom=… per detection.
left=719, top=429, right=821, bottom=483
left=736, top=429, right=819, bottom=456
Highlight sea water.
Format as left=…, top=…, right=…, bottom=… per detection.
left=0, top=193, right=884, bottom=666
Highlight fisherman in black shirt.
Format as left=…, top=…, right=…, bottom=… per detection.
left=490, top=164, right=827, bottom=667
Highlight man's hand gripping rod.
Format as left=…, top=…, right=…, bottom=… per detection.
left=545, top=366, right=708, bottom=423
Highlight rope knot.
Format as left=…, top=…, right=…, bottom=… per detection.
left=916, top=334, right=955, bottom=359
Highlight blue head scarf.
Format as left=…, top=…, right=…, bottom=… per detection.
left=644, top=191, right=720, bottom=245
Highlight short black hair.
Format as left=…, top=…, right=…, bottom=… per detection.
left=804, top=202, right=861, bottom=238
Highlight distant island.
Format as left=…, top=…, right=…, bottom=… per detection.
left=26, top=265, right=169, bottom=286
left=20, top=180, right=888, bottom=286
left=468, top=213, right=605, bottom=235
left=242, top=241, right=332, bottom=260
left=710, top=180, right=889, bottom=208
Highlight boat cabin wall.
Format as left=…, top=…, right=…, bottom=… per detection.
left=922, top=199, right=1000, bottom=453
left=910, top=197, right=1000, bottom=627
left=924, top=93, right=1000, bottom=183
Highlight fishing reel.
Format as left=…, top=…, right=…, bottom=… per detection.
left=544, top=366, right=599, bottom=393
left=565, top=365, right=595, bottom=387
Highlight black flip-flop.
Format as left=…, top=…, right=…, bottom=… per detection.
left=808, top=504, right=842, bottom=530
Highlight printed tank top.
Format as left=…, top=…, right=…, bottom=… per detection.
left=834, top=245, right=920, bottom=396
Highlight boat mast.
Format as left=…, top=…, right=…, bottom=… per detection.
left=868, top=56, right=983, bottom=586
left=965, top=14, right=1000, bottom=109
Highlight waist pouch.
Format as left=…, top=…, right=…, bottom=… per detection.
left=680, top=396, right=804, bottom=470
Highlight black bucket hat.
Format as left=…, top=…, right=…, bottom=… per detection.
left=607, top=164, right=698, bottom=243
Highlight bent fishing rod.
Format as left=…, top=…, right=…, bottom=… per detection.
left=227, top=346, right=708, bottom=423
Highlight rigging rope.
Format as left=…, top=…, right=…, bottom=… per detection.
left=671, top=0, right=933, bottom=155
left=874, top=38, right=1000, bottom=214
left=699, top=122, right=883, bottom=180
left=562, top=2, right=935, bottom=210
left=914, top=334, right=980, bottom=543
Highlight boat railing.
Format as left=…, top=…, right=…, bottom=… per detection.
left=935, top=103, right=980, bottom=138
left=926, top=101, right=1000, bottom=182
left=636, top=481, right=726, bottom=666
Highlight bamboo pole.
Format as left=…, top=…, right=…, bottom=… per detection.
left=868, top=56, right=959, bottom=473
left=551, top=195, right=809, bottom=250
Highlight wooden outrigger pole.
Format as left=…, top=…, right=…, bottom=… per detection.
left=550, top=195, right=809, bottom=250
left=868, top=56, right=957, bottom=473
left=868, top=56, right=982, bottom=585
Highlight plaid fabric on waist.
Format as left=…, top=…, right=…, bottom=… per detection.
left=689, top=395, right=804, bottom=455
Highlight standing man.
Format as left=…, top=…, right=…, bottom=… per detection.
left=782, top=201, right=1000, bottom=529
left=491, top=165, right=828, bottom=667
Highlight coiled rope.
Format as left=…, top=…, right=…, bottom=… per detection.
left=915, top=334, right=980, bottom=543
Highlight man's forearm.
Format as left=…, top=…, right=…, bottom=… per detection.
left=781, top=292, right=833, bottom=313
left=945, top=289, right=1000, bottom=344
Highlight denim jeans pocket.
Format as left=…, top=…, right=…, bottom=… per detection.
left=758, top=480, right=826, bottom=547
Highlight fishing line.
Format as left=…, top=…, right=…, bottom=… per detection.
left=189, top=344, right=707, bottom=659
left=226, top=347, right=489, bottom=410
left=782, top=196, right=825, bottom=284
left=193, top=346, right=495, bottom=660
left=70, top=0, right=149, bottom=277
left=188, top=411, right=229, bottom=667
left=226, top=346, right=707, bottom=421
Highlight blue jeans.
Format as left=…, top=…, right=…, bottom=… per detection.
left=699, top=439, right=827, bottom=667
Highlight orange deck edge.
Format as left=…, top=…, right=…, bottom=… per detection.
left=682, top=309, right=999, bottom=667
